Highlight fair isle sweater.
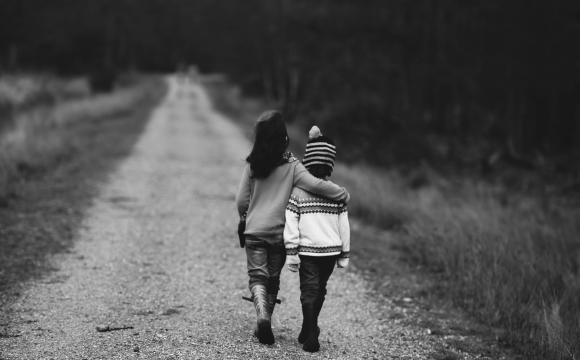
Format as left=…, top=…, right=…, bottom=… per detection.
left=284, top=187, right=350, bottom=258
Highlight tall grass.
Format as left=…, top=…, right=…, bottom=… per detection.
left=0, top=77, right=161, bottom=200
left=0, top=74, right=90, bottom=112
left=333, top=163, right=580, bottom=359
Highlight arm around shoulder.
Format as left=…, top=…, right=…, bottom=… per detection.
left=293, top=162, right=349, bottom=202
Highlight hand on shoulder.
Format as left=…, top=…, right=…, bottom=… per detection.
left=341, top=188, right=350, bottom=204
left=283, top=151, right=298, bottom=163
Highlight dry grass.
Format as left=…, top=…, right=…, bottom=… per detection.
left=0, top=77, right=161, bottom=201
left=0, top=74, right=90, bottom=116
left=335, top=163, right=580, bottom=359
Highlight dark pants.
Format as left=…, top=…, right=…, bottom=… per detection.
left=299, top=255, right=338, bottom=307
left=245, top=235, right=286, bottom=293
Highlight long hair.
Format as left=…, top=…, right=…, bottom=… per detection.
left=246, top=110, right=289, bottom=179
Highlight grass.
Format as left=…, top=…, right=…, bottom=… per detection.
left=203, top=76, right=580, bottom=359
left=336, top=165, right=580, bottom=358
left=0, top=75, right=166, bottom=301
left=0, top=79, right=157, bottom=200
left=0, top=74, right=90, bottom=130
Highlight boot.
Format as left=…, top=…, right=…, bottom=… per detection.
left=301, top=303, right=320, bottom=352
left=314, top=296, right=324, bottom=319
left=298, top=302, right=320, bottom=344
left=266, top=276, right=280, bottom=317
left=266, top=291, right=278, bottom=318
left=313, top=296, right=324, bottom=334
left=251, top=284, right=274, bottom=345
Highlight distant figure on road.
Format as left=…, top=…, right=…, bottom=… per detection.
left=284, top=126, right=351, bottom=353
left=235, top=111, right=349, bottom=345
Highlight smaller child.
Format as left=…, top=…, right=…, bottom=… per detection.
left=283, top=126, right=350, bottom=353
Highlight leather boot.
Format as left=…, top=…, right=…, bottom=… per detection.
left=266, top=292, right=278, bottom=318
left=266, top=276, right=280, bottom=317
left=251, top=284, right=274, bottom=345
left=298, top=303, right=320, bottom=344
left=301, top=303, right=320, bottom=352
left=314, top=296, right=324, bottom=333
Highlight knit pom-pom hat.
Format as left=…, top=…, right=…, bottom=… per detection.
left=303, top=126, right=336, bottom=170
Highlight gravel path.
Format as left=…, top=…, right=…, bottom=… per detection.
left=1, top=77, right=448, bottom=359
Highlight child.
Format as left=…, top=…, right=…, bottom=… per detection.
left=235, top=111, right=349, bottom=345
left=283, top=126, right=350, bottom=353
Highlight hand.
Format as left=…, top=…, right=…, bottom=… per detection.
left=343, top=190, right=350, bottom=204
left=337, top=257, right=349, bottom=268
left=286, top=254, right=300, bottom=272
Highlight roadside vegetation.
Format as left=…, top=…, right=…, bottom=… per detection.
left=0, top=74, right=158, bottom=200
left=205, top=76, right=580, bottom=359
left=0, top=74, right=90, bottom=131
left=0, top=74, right=166, bottom=298
left=333, top=163, right=580, bottom=359
left=0, top=74, right=89, bottom=107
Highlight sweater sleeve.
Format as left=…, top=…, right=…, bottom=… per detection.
left=235, top=164, right=251, bottom=219
left=338, top=206, right=350, bottom=259
left=283, top=194, right=301, bottom=255
left=293, top=162, right=350, bottom=202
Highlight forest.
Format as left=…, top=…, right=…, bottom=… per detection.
left=1, top=0, right=579, bottom=173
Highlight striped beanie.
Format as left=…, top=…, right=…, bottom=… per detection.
left=303, top=126, right=336, bottom=170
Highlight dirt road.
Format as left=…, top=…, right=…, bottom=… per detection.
left=1, top=77, right=457, bottom=359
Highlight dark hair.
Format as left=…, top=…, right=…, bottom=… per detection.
left=306, top=164, right=333, bottom=179
left=246, top=110, right=289, bottom=179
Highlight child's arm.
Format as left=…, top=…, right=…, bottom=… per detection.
left=235, top=164, right=251, bottom=218
left=293, top=162, right=350, bottom=203
left=337, top=205, right=350, bottom=268
left=283, top=194, right=301, bottom=272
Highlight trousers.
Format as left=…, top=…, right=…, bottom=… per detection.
left=299, top=255, right=338, bottom=306
left=245, top=235, right=286, bottom=293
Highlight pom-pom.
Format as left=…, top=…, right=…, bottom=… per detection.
left=309, top=126, right=322, bottom=139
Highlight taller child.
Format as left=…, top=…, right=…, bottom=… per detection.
left=236, top=111, right=349, bottom=345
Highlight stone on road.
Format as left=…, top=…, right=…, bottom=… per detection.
left=0, top=77, right=437, bottom=359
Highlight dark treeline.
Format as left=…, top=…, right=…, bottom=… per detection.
left=1, top=0, right=579, bottom=169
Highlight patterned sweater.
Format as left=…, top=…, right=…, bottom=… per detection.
left=283, top=187, right=350, bottom=258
